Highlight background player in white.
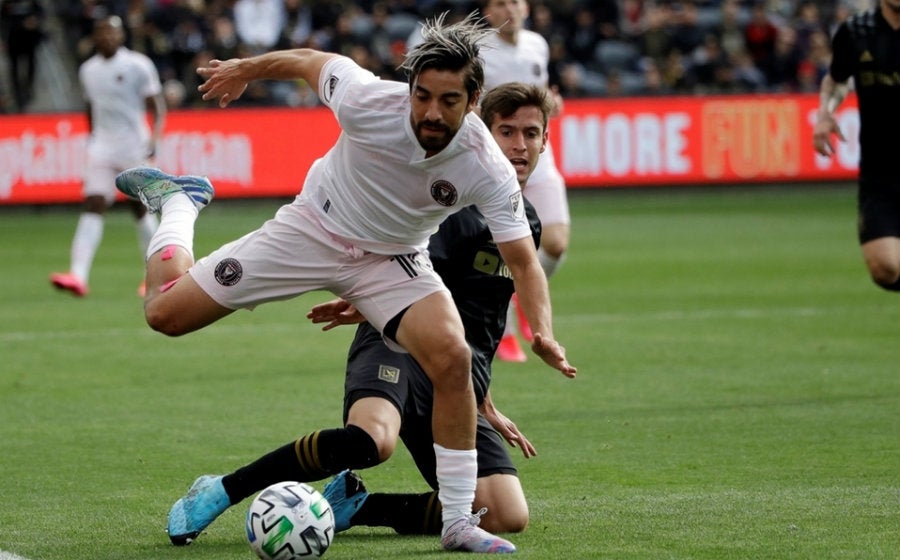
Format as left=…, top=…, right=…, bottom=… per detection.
left=116, top=13, right=575, bottom=554
left=479, top=0, right=571, bottom=362
left=50, top=16, right=165, bottom=297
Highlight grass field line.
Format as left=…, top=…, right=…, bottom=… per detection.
left=0, top=303, right=889, bottom=343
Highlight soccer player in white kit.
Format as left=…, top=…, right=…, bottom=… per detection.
left=50, top=16, right=165, bottom=297
left=479, top=0, right=571, bottom=362
left=115, top=13, right=575, bottom=554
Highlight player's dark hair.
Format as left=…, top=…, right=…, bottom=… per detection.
left=479, top=82, right=552, bottom=132
left=401, top=11, right=490, bottom=102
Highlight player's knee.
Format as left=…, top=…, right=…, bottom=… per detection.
left=867, top=260, right=900, bottom=290
left=423, top=340, right=471, bottom=393
left=358, top=425, right=397, bottom=463
left=541, top=236, right=567, bottom=260
left=144, top=301, right=187, bottom=337
left=480, top=506, right=528, bottom=534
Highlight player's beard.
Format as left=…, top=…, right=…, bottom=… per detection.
left=885, top=0, right=900, bottom=13
left=415, top=120, right=454, bottom=153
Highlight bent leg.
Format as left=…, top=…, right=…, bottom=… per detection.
left=143, top=267, right=232, bottom=336
left=473, top=474, right=528, bottom=534
left=395, top=291, right=479, bottom=529
left=395, top=291, right=474, bottom=451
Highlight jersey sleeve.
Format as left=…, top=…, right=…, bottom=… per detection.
left=137, top=54, right=162, bottom=98
left=317, top=56, right=379, bottom=116
left=828, top=23, right=855, bottom=83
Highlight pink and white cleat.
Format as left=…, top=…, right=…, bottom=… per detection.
left=50, top=272, right=88, bottom=297
left=441, top=508, right=516, bottom=553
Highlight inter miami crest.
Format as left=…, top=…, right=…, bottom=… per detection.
left=214, top=258, right=243, bottom=286
left=430, top=180, right=458, bottom=207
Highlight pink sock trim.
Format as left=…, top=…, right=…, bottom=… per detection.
left=159, top=278, right=180, bottom=293
left=160, top=245, right=177, bottom=261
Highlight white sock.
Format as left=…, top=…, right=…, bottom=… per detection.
left=70, top=213, right=104, bottom=283
left=537, top=247, right=565, bottom=278
left=135, top=212, right=159, bottom=257
left=434, top=443, right=477, bottom=528
left=146, top=194, right=199, bottom=259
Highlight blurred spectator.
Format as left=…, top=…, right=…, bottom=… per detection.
left=557, top=61, right=591, bottom=98
left=714, top=0, right=747, bottom=60
left=731, top=50, right=767, bottom=91
left=661, top=48, right=695, bottom=93
left=565, top=6, right=599, bottom=65
left=793, top=0, right=826, bottom=57
left=1, top=0, right=45, bottom=111
left=282, top=0, right=314, bottom=47
left=208, top=14, right=241, bottom=60
left=744, top=1, right=778, bottom=68
left=692, top=32, right=729, bottom=91
left=634, top=57, right=672, bottom=96
left=619, top=0, right=644, bottom=43
left=763, top=25, right=802, bottom=91
left=530, top=2, right=565, bottom=45
left=669, top=0, right=705, bottom=56
left=639, top=2, right=672, bottom=65
left=233, top=0, right=286, bottom=54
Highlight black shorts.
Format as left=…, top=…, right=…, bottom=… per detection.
left=858, top=177, right=900, bottom=244
left=344, top=324, right=517, bottom=487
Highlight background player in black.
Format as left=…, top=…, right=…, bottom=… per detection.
left=164, top=82, right=557, bottom=541
left=813, top=0, right=900, bottom=291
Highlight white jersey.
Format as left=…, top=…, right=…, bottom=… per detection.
left=480, top=29, right=550, bottom=91
left=299, top=56, right=530, bottom=255
left=79, top=47, right=161, bottom=163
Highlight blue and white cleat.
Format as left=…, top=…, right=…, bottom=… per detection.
left=441, top=508, right=516, bottom=553
left=166, top=474, right=230, bottom=546
left=115, top=167, right=214, bottom=214
left=322, top=470, right=368, bottom=533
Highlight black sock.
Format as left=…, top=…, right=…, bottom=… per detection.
left=222, top=424, right=380, bottom=503
left=352, top=491, right=442, bottom=535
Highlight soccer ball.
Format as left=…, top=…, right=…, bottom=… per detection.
left=246, top=481, right=336, bottom=559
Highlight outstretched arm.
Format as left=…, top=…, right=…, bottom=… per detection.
left=813, top=74, right=850, bottom=157
left=480, top=390, right=536, bottom=459
left=197, top=49, right=339, bottom=108
left=498, top=236, right=576, bottom=378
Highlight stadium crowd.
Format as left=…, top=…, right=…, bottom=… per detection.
left=2, top=0, right=869, bottom=110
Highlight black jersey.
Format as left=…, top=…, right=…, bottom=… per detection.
left=829, top=9, right=900, bottom=179
left=346, top=200, right=541, bottom=407
left=427, top=201, right=542, bottom=403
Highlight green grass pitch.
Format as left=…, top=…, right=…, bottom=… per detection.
left=1, top=184, right=897, bottom=559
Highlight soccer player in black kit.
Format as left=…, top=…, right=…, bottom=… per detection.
left=164, top=82, right=557, bottom=546
left=813, top=0, right=900, bottom=292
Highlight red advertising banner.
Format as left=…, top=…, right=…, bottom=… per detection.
left=0, top=108, right=341, bottom=205
left=0, top=93, right=859, bottom=205
left=554, top=93, right=859, bottom=187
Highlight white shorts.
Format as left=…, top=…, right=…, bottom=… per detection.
left=523, top=143, right=570, bottom=227
left=190, top=199, right=448, bottom=342
left=83, top=152, right=150, bottom=204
